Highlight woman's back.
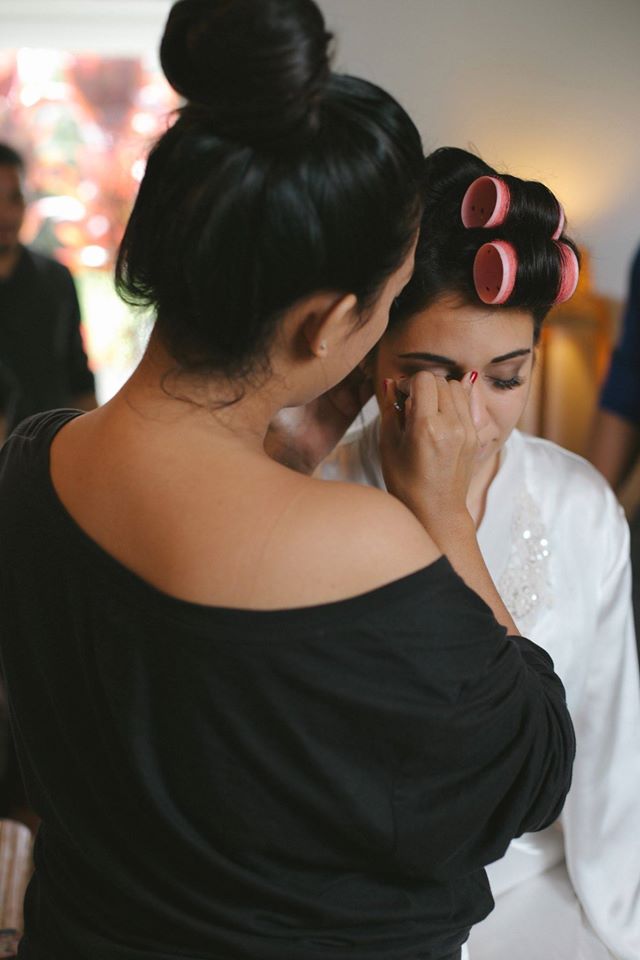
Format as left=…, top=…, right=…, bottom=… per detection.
left=47, top=387, right=439, bottom=612
left=0, top=410, right=574, bottom=960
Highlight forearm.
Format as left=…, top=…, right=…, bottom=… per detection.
left=266, top=371, right=373, bottom=474
left=588, top=409, right=640, bottom=490
left=264, top=423, right=317, bottom=474
left=415, top=508, right=520, bottom=635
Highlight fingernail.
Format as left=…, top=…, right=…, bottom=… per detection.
left=383, top=378, right=392, bottom=396
left=470, top=370, right=478, bottom=384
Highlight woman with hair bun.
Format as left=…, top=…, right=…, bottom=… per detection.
left=0, top=6, right=574, bottom=960
left=320, top=146, right=640, bottom=960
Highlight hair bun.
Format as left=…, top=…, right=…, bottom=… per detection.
left=160, top=0, right=333, bottom=146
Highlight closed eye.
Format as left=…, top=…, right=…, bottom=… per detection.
left=490, top=376, right=523, bottom=390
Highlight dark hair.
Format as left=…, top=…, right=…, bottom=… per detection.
left=116, top=0, right=424, bottom=382
left=392, top=147, right=580, bottom=341
left=0, top=143, right=24, bottom=170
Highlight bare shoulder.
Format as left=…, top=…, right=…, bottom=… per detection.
left=263, top=475, right=442, bottom=606
left=49, top=410, right=440, bottom=609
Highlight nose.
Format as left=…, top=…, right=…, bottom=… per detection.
left=469, top=379, right=491, bottom=433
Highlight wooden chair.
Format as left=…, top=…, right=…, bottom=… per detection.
left=0, top=819, right=33, bottom=956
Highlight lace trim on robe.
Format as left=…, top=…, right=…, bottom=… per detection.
left=498, top=487, right=553, bottom=628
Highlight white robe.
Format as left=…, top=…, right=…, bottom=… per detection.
left=319, top=417, right=640, bottom=960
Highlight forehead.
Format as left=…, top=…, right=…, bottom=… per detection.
left=390, top=298, right=535, bottom=362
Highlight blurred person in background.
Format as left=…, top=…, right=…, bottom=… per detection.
left=589, top=244, right=640, bottom=640
left=0, top=142, right=96, bottom=442
left=0, top=141, right=96, bottom=828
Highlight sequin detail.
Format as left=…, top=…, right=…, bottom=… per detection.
left=498, top=488, right=552, bottom=626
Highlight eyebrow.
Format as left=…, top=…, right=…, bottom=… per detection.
left=397, top=348, right=532, bottom=365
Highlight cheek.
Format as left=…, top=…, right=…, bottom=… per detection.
left=492, top=387, right=531, bottom=434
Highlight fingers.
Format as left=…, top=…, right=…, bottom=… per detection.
left=459, top=370, right=478, bottom=396
left=403, top=371, right=438, bottom=420
left=449, top=378, right=479, bottom=452
left=449, top=375, right=475, bottom=429
left=382, top=371, right=478, bottom=438
left=379, top=378, right=403, bottom=444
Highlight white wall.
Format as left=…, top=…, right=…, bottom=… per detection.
left=1, top=0, right=639, bottom=298
left=318, top=0, right=640, bottom=301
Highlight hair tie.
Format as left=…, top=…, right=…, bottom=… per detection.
left=554, top=242, right=579, bottom=303
left=461, top=176, right=565, bottom=238
left=473, top=241, right=517, bottom=304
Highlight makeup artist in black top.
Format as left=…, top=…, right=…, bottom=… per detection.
left=0, top=1, right=574, bottom=958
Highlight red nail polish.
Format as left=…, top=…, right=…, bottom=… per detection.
left=383, top=378, right=391, bottom=395
left=470, top=370, right=478, bottom=384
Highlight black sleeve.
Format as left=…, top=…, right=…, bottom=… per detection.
left=339, top=560, right=576, bottom=880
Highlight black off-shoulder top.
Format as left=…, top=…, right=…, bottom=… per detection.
left=0, top=411, right=574, bottom=960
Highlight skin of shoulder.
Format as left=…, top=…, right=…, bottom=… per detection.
left=49, top=411, right=442, bottom=610
left=260, top=474, right=443, bottom=607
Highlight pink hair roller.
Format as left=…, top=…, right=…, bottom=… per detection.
left=473, top=241, right=517, bottom=304
left=552, top=203, right=565, bottom=240
left=461, top=176, right=511, bottom=228
left=554, top=242, right=579, bottom=303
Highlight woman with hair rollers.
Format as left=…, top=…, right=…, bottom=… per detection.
left=319, top=147, right=640, bottom=960
left=0, top=7, right=573, bottom=960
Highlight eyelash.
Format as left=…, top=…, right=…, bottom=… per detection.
left=489, top=376, right=523, bottom=391
left=443, top=374, right=524, bottom=390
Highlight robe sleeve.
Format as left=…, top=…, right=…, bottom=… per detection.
left=561, top=489, right=640, bottom=959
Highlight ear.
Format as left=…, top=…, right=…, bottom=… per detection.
left=301, top=292, right=358, bottom=358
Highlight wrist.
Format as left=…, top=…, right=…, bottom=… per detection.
left=415, top=506, right=476, bottom=550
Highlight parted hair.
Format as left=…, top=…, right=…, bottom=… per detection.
left=116, top=0, right=424, bottom=379
left=392, top=147, right=580, bottom=340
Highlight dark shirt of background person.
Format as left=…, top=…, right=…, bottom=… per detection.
left=590, top=244, right=640, bottom=642
left=600, top=246, right=640, bottom=432
left=0, top=141, right=96, bottom=827
left=0, top=142, right=96, bottom=442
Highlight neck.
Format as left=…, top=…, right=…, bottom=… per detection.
left=112, top=332, right=286, bottom=451
left=466, top=448, right=502, bottom=528
left=0, top=244, right=21, bottom=280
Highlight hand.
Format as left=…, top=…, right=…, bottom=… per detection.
left=379, top=371, right=478, bottom=541
left=265, top=366, right=374, bottom=473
